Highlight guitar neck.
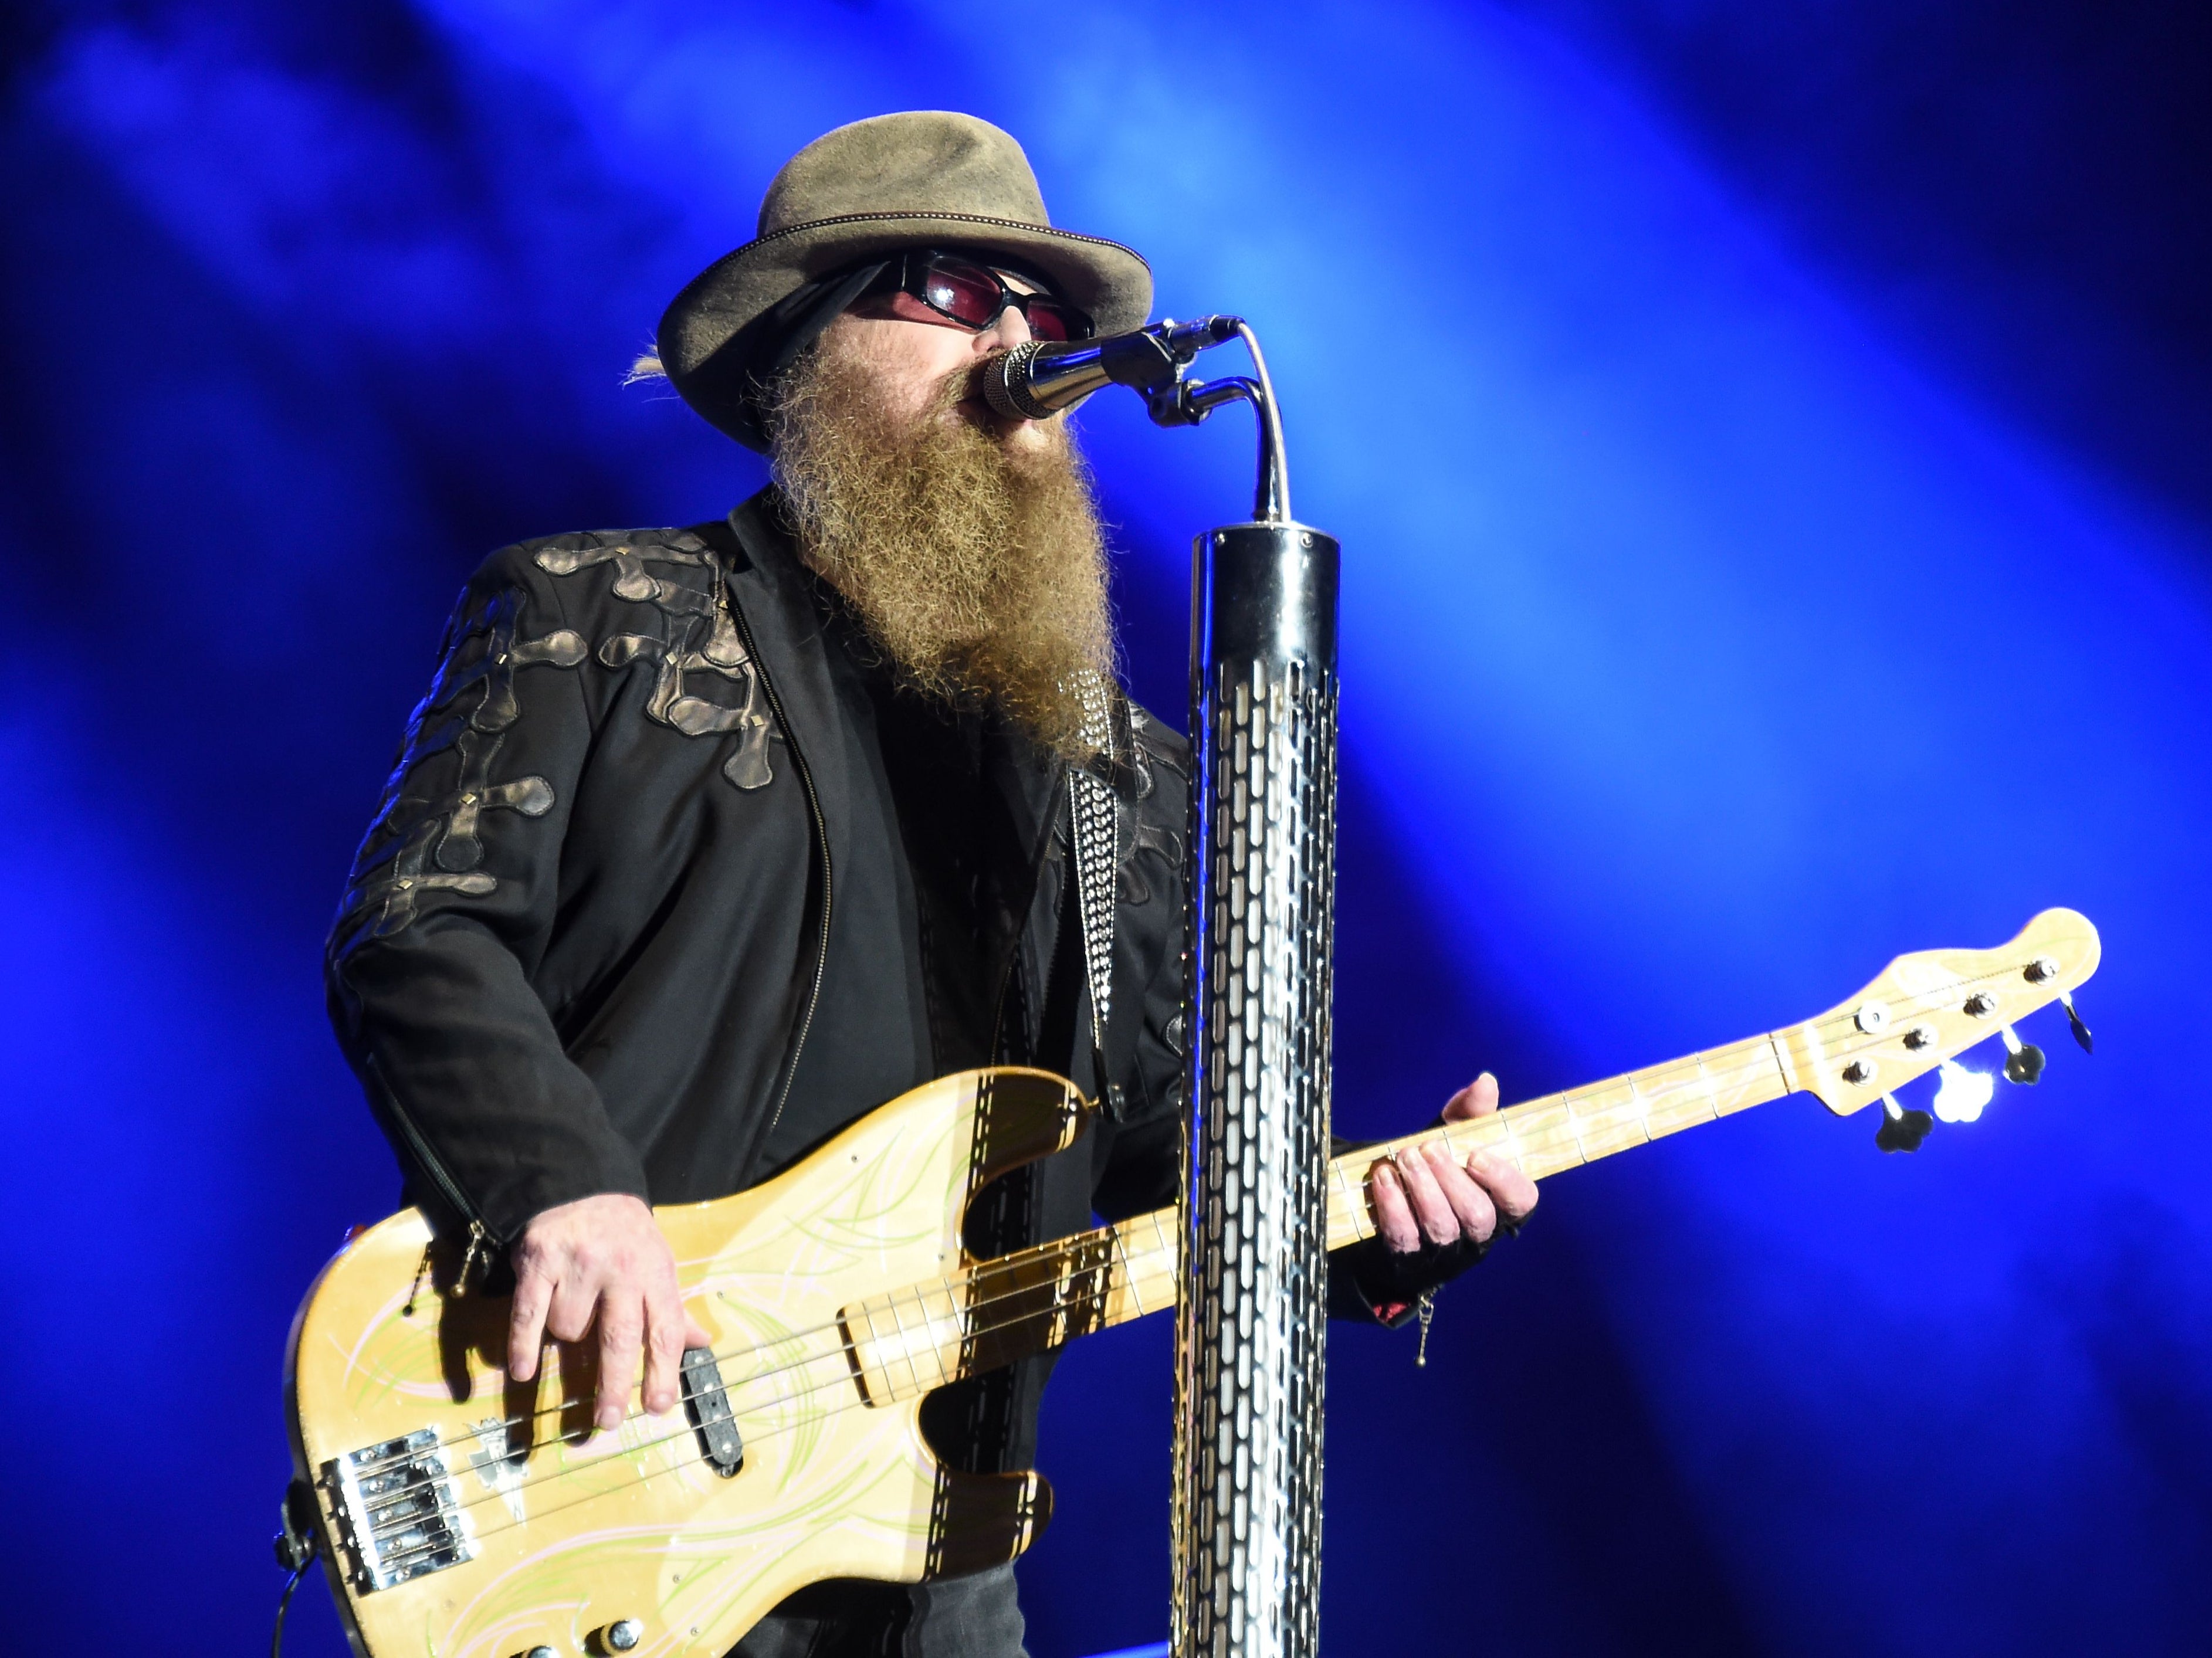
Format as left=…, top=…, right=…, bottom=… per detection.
left=931, top=1028, right=1802, bottom=1374
left=1320, top=1028, right=1794, bottom=1249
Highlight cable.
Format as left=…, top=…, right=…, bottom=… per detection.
left=272, top=1480, right=318, bottom=1658
left=270, top=1563, right=309, bottom=1658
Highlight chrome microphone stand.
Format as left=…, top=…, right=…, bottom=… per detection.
left=1153, top=326, right=1340, bottom=1658
left=990, top=319, right=1340, bottom=1657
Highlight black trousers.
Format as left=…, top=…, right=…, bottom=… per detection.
left=728, top=1565, right=1028, bottom=1658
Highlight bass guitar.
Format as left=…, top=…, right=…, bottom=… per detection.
left=284, top=907, right=2099, bottom=1658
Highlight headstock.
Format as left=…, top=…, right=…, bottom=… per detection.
left=1782, top=907, right=2101, bottom=1124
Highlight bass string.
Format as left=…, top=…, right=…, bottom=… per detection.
left=398, top=959, right=1991, bottom=1571
left=370, top=967, right=2048, bottom=1541
left=375, top=1236, right=1185, bottom=1559
left=428, top=1205, right=1181, bottom=1464
left=380, top=1214, right=1184, bottom=1535
left=372, top=1040, right=1811, bottom=1548
left=411, top=1026, right=1766, bottom=1498
left=435, top=992, right=1875, bottom=1456
left=415, top=992, right=1921, bottom=1476
left=370, top=967, right=2061, bottom=1565
left=1337, top=988, right=1946, bottom=1179
left=1443, top=959, right=2051, bottom=1157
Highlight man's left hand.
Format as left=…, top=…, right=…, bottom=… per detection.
left=1368, top=1072, right=1539, bottom=1256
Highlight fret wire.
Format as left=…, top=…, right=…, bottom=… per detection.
left=865, top=1301, right=900, bottom=1401
left=1562, top=1094, right=1591, bottom=1165
left=1332, top=1158, right=1370, bottom=1242
left=1115, top=1229, right=1150, bottom=1317
left=1132, top=1229, right=1168, bottom=1308
left=898, top=1291, right=933, bottom=1397
left=1056, top=1246, right=1080, bottom=1346
left=1494, top=1117, right=1523, bottom=1172
left=919, top=1281, right=954, bottom=1387
left=884, top=1291, right=924, bottom=1399
left=924, top=1282, right=951, bottom=1388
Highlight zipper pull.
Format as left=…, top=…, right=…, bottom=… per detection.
left=1414, top=1290, right=1437, bottom=1368
left=455, top=1219, right=495, bottom=1296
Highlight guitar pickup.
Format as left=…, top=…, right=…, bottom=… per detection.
left=680, top=1347, right=743, bottom=1476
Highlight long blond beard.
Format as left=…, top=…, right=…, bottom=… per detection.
left=768, top=335, right=1115, bottom=760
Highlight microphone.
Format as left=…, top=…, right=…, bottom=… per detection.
left=983, top=316, right=1242, bottom=421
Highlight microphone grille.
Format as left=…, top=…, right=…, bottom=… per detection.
left=982, top=342, right=1053, bottom=422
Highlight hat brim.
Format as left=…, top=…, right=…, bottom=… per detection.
left=658, top=211, right=1153, bottom=445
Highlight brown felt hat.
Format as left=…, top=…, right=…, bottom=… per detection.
left=659, top=111, right=1153, bottom=450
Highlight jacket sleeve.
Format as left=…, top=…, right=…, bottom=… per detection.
left=325, top=542, right=644, bottom=1243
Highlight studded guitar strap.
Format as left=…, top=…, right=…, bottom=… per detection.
left=1066, top=671, right=1125, bottom=1106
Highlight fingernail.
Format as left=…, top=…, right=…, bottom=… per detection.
left=1478, top=1071, right=1496, bottom=1087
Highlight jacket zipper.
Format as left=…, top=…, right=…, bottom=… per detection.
left=364, top=1049, right=498, bottom=1291
left=717, top=564, right=833, bottom=1148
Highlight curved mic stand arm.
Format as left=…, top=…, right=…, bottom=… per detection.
left=1144, top=321, right=1291, bottom=525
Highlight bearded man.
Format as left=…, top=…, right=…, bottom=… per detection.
left=326, top=111, right=1534, bottom=1657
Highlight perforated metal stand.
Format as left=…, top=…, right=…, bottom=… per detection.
left=1167, top=334, right=1340, bottom=1658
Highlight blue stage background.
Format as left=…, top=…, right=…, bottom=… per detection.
left=3, top=3, right=2207, bottom=1653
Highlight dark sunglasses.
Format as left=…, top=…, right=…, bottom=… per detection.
left=873, top=250, right=1094, bottom=344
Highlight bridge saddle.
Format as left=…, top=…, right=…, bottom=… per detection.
left=322, top=1428, right=475, bottom=1592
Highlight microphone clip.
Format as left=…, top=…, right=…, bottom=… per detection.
left=985, top=313, right=1292, bottom=523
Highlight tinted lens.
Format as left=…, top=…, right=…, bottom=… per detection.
left=918, top=260, right=1006, bottom=329
left=1023, top=299, right=1079, bottom=342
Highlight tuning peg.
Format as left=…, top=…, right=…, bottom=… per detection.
left=1999, top=1026, right=2046, bottom=1084
left=2059, top=991, right=2094, bottom=1053
left=1875, top=1093, right=1933, bottom=1152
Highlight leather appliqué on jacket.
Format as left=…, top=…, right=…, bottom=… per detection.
left=1128, top=705, right=1189, bottom=800
left=1117, top=707, right=1190, bottom=904
left=338, top=585, right=584, bottom=938
left=1119, top=818, right=1184, bottom=906
left=536, top=538, right=781, bottom=790
left=435, top=728, right=555, bottom=870
left=344, top=819, right=498, bottom=937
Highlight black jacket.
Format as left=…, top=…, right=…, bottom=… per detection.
left=327, top=489, right=1426, bottom=1475
left=327, top=487, right=1195, bottom=1259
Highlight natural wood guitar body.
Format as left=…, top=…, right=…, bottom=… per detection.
left=287, top=1067, right=1101, bottom=1658
left=287, top=908, right=2101, bottom=1658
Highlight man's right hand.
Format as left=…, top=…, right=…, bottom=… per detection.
left=507, top=1193, right=711, bottom=1432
